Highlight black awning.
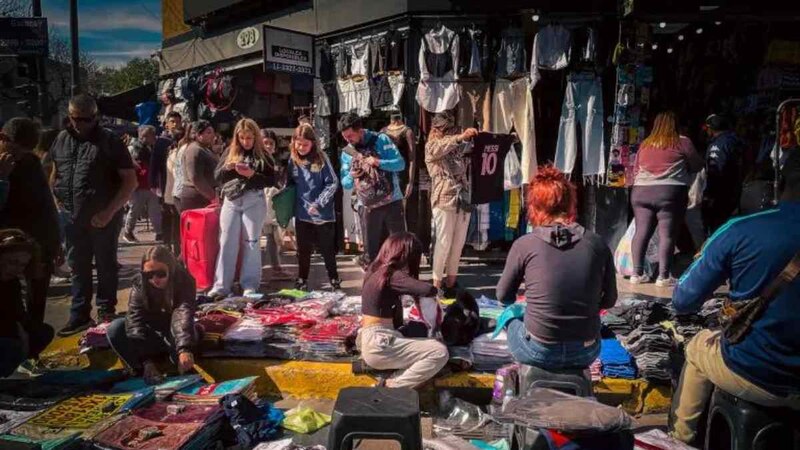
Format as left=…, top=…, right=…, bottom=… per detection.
left=97, top=83, right=157, bottom=121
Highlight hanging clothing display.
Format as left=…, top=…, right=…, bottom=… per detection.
left=313, top=79, right=331, bottom=117
left=491, top=78, right=537, bottom=183
left=336, top=77, right=371, bottom=117
left=495, top=27, right=527, bottom=79
left=456, top=81, right=491, bottom=131
left=385, top=29, right=407, bottom=72
left=416, top=25, right=461, bottom=113
left=369, top=75, right=394, bottom=109
left=530, top=25, right=572, bottom=88
left=331, top=46, right=350, bottom=78
left=349, top=42, right=370, bottom=77
left=470, top=132, right=516, bottom=204
left=457, top=27, right=488, bottom=78
left=382, top=73, right=406, bottom=111
left=555, top=71, right=606, bottom=181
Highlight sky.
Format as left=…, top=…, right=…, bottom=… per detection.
left=42, top=0, right=162, bottom=68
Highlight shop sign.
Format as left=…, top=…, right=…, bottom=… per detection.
left=0, top=17, right=48, bottom=56
left=236, top=26, right=260, bottom=50
left=263, top=25, right=314, bottom=75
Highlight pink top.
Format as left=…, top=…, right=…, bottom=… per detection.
left=634, top=136, right=704, bottom=186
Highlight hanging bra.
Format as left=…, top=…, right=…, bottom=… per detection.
left=423, top=33, right=454, bottom=78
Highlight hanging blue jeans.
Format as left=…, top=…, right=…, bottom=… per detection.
left=213, top=190, right=267, bottom=294
left=507, top=319, right=600, bottom=370
left=555, top=72, right=606, bottom=180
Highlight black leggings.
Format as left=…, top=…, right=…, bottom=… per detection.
left=296, top=220, right=339, bottom=282
left=631, top=185, right=689, bottom=278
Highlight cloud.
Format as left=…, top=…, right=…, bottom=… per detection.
left=50, top=9, right=161, bottom=33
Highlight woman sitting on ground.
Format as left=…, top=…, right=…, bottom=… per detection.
left=359, top=232, right=449, bottom=388
left=107, top=245, right=196, bottom=384
left=496, top=166, right=618, bottom=370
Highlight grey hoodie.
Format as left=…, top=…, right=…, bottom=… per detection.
left=496, top=223, right=618, bottom=344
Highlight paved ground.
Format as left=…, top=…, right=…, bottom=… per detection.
left=45, top=222, right=676, bottom=329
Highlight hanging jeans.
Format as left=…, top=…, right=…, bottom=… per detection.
left=555, top=72, right=606, bottom=180
left=491, top=78, right=537, bottom=183
left=213, top=190, right=267, bottom=295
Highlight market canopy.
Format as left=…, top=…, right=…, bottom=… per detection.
left=97, top=83, right=156, bottom=122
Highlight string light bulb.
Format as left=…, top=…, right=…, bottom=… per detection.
left=678, top=34, right=685, bottom=41
left=532, top=14, right=540, bottom=22
left=652, top=43, right=659, bottom=50
left=696, top=27, right=704, bottom=34
left=715, top=21, right=722, bottom=25
left=667, top=47, right=674, bottom=54
left=659, top=22, right=666, bottom=28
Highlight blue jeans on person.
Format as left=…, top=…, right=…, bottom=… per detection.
left=107, top=318, right=174, bottom=372
left=212, top=190, right=267, bottom=295
left=64, top=212, right=122, bottom=322
left=506, top=319, right=600, bottom=370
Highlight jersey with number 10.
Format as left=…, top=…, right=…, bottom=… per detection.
left=470, top=132, right=516, bottom=204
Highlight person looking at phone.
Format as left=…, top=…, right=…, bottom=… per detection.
left=209, top=118, right=276, bottom=298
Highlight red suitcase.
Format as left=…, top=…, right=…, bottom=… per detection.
left=180, top=204, right=220, bottom=291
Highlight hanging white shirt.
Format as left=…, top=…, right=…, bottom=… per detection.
left=416, top=26, right=461, bottom=113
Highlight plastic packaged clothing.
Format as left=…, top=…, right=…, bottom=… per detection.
left=281, top=406, right=331, bottom=434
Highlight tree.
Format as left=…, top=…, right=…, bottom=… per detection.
left=94, top=58, right=159, bottom=95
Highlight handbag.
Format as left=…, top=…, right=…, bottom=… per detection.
left=271, top=185, right=296, bottom=229
left=720, top=250, right=800, bottom=344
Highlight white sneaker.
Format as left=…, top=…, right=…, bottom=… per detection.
left=656, top=277, right=676, bottom=288
left=243, top=289, right=263, bottom=299
left=629, top=274, right=652, bottom=285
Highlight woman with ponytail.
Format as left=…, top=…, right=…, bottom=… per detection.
left=107, top=245, right=197, bottom=384
left=495, top=165, right=618, bottom=370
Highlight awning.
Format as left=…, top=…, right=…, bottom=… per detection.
left=97, top=83, right=157, bottom=121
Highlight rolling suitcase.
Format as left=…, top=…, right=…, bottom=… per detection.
left=180, top=203, right=220, bottom=291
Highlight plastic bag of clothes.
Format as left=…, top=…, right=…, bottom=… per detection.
left=502, top=388, right=636, bottom=434
left=281, top=406, right=331, bottom=434
left=220, top=393, right=284, bottom=448
left=614, top=221, right=659, bottom=277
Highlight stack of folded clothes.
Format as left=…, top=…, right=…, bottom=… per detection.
left=91, top=401, right=225, bottom=450
left=79, top=321, right=113, bottom=353
left=110, top=375, right=204, bottom=401
left=471, top=331, right=514, bottom=372
left=195, top=310, right=242, bottom=352
left=173, top=376, right=258, bottom=405
left=296, top=315, right=360, bottom=361
left=330, top=296, right=362, bottom=316
left=599, top=338, right=637, bottom=379
left=617, top=301, right=672, bottom=327
left=589, top=358, right=603, bottom=382
left=600, top=311, right=633, bottom=336
left=619, top=325, right=673, bottom=382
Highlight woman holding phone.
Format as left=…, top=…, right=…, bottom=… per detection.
left=209, top=118, right=276, bottom=298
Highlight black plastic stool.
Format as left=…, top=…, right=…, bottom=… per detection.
left=518, top=364, right=593, bottom=397
left=327, top=387, right=422, bottom=450
left=705, top=387, right=800, bottom=450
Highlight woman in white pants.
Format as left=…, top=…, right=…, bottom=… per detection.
left=424, top=111, right=478, bottom=296
left=209, top=118, right=276, bottom=298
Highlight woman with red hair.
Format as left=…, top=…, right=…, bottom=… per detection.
left=496, top=166, right=617, bottom=369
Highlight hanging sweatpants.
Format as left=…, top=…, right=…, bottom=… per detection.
left=555, top=72, right=606, bottom=180
left=491, top=78, right=537, bottom=184
left=213, top=190, right=267, bottom=295
left=431, top=207, right=471, bottom=283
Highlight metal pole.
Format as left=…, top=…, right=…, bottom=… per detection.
left=69, top=0, right=80, bottom=95
left=32, top=0, right=49, bottom=121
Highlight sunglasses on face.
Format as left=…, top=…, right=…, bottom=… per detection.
left=143, top=270, right=168, bottom=280
left=70, top=115, right=95, bottom=124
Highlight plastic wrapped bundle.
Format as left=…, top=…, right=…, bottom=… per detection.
left=296, top=315, right=360, bottom=361
left=331, top=296, right=363, bottom=316
left=471, top=331, right=514, bottom=372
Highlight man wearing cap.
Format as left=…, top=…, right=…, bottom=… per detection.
left=702, top=114, right=744, bottom=234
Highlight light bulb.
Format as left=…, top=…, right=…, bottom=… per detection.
left=678, top=34, right=685, bottom=41
left=652, top=43, right=659, bottom=50
left=667, top=47, right=674, bottom=54
left=696, top=27, right=704, bottom=34
left=715, top=21, right=722, bottom=25
left=659, top=22, right=666, bottom=28
left=532, top=14, right=540, bottom=22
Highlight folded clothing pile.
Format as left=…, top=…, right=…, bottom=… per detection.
left=619, top=325, right=673, bottom=382
left=600, top=311, right=633, bottom=336
left=79, top=321, right=112, bottom=352
left=589, top=358, right=603, bottom=382
left=599, top=338, right=637, bottom=379
left=173, top=376, right=258, bottom=405
left=617, top=302, right=672, bottom=327
left=471, top=331, right=514, bottom=372
left=110, top=375, right=204, bottom=401
left=296, top=315, right=360, bottom=361
left=195, top=310, right=241, bottom=351
left=331, top=296, right=362, bottom=316
left=476, top=296, right=506, bottom=320
left=91, top=402, right=225, bottom=450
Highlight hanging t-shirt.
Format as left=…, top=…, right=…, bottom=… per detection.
left=470, top=132, right=516, bottom=204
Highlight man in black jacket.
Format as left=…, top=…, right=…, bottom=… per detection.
left=46, top=95, right=138, bottom=336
